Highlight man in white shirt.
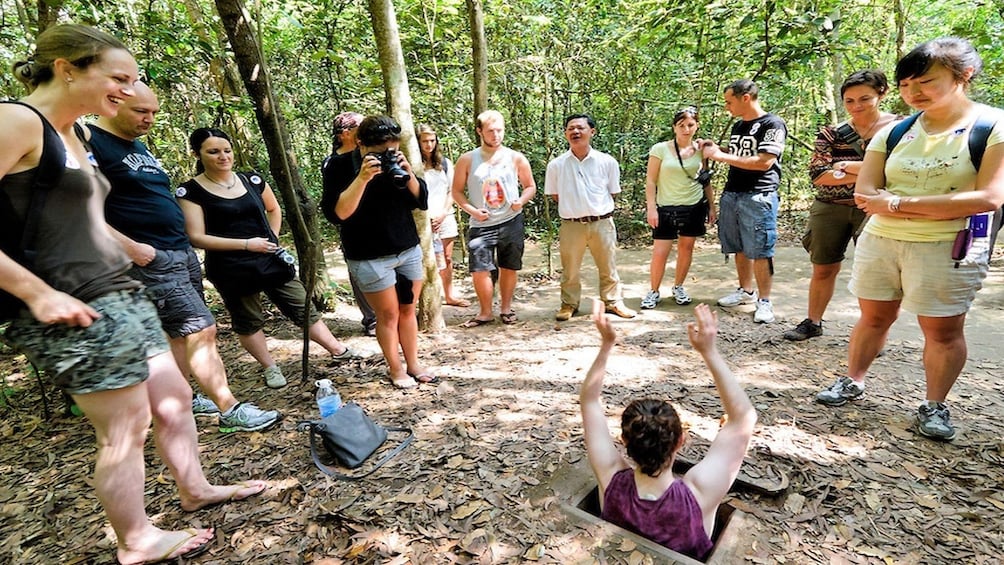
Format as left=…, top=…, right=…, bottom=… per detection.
left=545, top=114, right=635, bottom=321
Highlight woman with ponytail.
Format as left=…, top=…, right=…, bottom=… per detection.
left=580, top=301, right=757, bottom=560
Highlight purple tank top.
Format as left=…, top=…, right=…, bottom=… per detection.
left=600, top=468, right=713, bottom=560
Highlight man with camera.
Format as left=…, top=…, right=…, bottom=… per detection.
left=89, top=82, right=281, bottom=432
left=700, top=79, right=787, bottom=324
left=452, top=110, right=537, bottom=327
left=545, top=114, right=635, bottom=322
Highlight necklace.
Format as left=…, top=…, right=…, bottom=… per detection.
left=851, top=113, right=881, bottom=140
left=204, top=172, right=237, bottom=189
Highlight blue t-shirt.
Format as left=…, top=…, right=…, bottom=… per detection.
left=89, top=125, right=190, bottom=251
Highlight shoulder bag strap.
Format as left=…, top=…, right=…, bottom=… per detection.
left=307, top=423, right=414, bottom=481
left=236, top=172, right=278, bottom=243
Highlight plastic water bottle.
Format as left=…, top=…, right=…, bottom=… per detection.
left=315, top=379, right=342, bottom=418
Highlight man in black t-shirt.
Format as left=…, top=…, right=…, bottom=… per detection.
left=90, top=83, right=280, bottom=433
left=701, top=79, right=787, bottom=324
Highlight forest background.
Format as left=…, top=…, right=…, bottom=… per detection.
left=3, top=0, right=1003, bottom=265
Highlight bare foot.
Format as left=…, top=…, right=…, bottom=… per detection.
left=180, top=480, right=267, bottom=512
left=117, top=526, right=214, bottom=565
left=388, top=370, right=417, bottom=389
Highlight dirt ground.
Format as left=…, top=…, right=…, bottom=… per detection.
left=2, top=239, right=1004, bottom=564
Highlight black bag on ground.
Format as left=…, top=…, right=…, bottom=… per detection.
left=300, top=402, right=413, bottom=480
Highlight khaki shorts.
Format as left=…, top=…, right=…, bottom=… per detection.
left=802, top=200, right=867, bottom=265
left=4, top=290, right=168, bottom=395
left=849, top=232, right=988, bottom=317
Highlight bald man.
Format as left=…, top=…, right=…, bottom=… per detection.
left=89, top=83, right=281, bottom=433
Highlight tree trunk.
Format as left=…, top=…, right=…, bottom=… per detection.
left=36, top=0, right=55, bottom=33
left=213, top=0, right=324, bottom=377
left=466, top=0, right=488, bottom=122
left=368, top=0, right=444, bottom=332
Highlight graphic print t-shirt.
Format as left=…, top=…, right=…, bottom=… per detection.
left=465, top=147, right=521, bottom=228
left=724, top=113, right=787, bottom=193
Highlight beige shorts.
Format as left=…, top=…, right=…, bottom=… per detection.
left=849, top=232, right=988, bottom=317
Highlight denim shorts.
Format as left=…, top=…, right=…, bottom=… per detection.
left=347, top=244, right=424, bottom=293
left=130, top=247, right=215, bottom=338
left=849, top=232, right=988, bottom=317
left=801, top=200, right=867, bottom=265
left=468, top=214, right=525, bottom=272
left=4, top=289, right=168, bottom=395
left=718, top=191, right=778, bottom=259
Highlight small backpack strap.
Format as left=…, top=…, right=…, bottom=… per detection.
left=968, top=116, right=997, bottom=171
left=885, top=113, right=922, bottom=155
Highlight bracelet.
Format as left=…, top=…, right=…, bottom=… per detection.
left=888, top=196, right=902, bottom=213
left=244, top=239, right=249, bottom=250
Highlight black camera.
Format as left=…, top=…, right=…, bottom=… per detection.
left=696, top=169, right=714, bottom=187
left=370, top=149, right=410, bottom=188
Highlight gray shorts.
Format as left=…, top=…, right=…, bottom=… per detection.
left=468, top=214, right=525, bottom=272
left=4, top=289, right=169, bottom=395
left=130, top=247, right=215, bottom=338
left=346, top=244, right=425, bottom=294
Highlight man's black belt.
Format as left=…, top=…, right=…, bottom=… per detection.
left=564, top=212, right=614, bottom=223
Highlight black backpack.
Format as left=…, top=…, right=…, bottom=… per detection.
left=0, top=101, right=70, bottom=321
left=885, top=112, right=1002, bottom=248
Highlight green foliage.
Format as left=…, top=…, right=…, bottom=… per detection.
left=1, top=0, right=1002, bottom=244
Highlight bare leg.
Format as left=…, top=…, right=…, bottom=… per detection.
left=649, top=239, right=673, bottom=291
left=306, top=319, right=350, bottom=356
left=238, top=331, right=276, bottom=370
left=441, top=237, right=467, bottom=305
left=498, top=268, right=518, bottom=314
left=471, top=271, right=495, bottom=320
left=71, top=367, right=213, bottom=565
left=807, top=262, right=842, bottom=323
left=367, top=286, right=409, bottom=381
left=917, top=314, right=967, bottom=402
left=753, top=257, right=773, bottom=300
left=174, top=325, right=238, bottom=412
left=401, top=279, right=428, bottom=376
left=674, top=236, right=697, bottom=287
left=847, top=298, right=901, bottom=382
left=734, top=251, right=754, bottom=293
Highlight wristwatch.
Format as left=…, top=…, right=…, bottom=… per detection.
left=832, top=162, right=847, bottom=180
left=889, top=196, right=902, bottom=213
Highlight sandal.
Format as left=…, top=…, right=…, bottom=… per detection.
left=500, top=310, right=518, bottom=325
left=446, top=298, right=472, bottom=307
left=408, top=371, right=440, bottom=384
left=460, top=317, right=493, bottom=328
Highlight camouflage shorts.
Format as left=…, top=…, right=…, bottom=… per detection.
left=4, top=289, right=169, bottom=395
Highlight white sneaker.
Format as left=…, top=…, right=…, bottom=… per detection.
left=753, top=299, right=775, bottom=323
left=672, top=285, right=692, bottom=305
left=718, top=287, right=757, bottom=307
left=264, top=365, right=286, bottom=388
left=640, top=290, right=660, bottom=309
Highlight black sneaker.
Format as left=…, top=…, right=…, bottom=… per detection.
left=784, top=318, right=823, bottom=341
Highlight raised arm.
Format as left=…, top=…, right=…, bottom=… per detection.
left=581, top=299, right=630, bottom=498
left=680, top=304, right=757, bottom=517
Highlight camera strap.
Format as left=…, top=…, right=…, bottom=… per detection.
left=237, top=171, right=279, bottom=245
left=673, top=138, right=702, bottom=182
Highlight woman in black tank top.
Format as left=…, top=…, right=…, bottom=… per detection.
left=0, top=24, right=260, bottom=564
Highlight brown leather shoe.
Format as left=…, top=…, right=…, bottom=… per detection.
left=605, top=302, right=637, bottom=319
left=555, top=303, right=578, bottom=321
